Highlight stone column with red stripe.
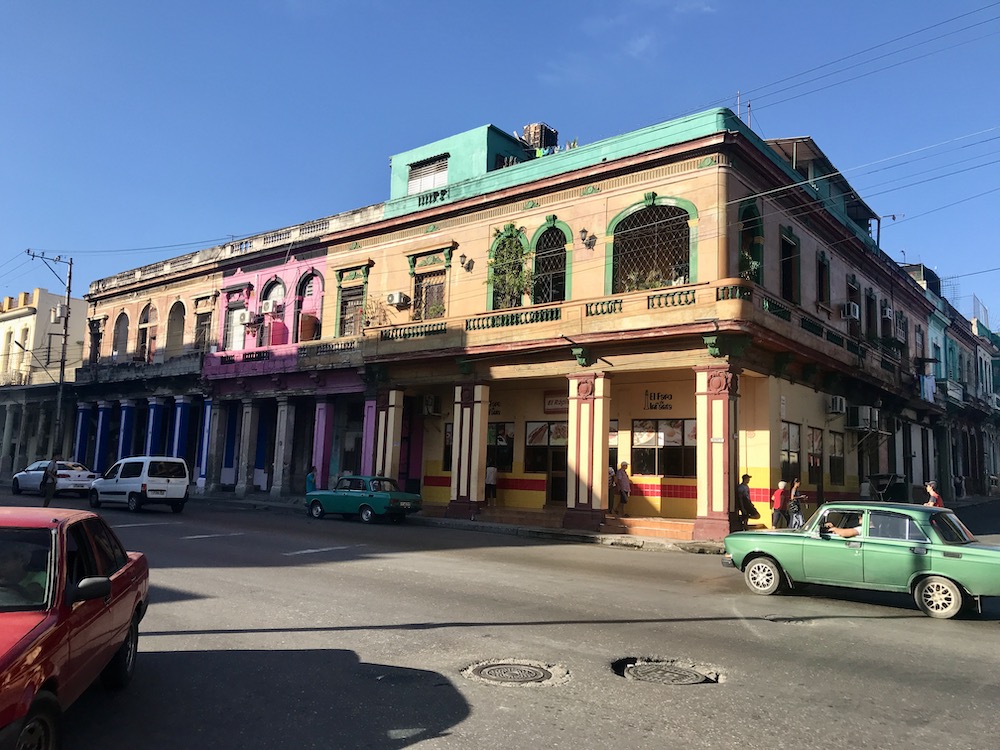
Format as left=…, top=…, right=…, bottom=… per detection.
left=563, top=373, right=609, bottom=531
left=693, top=365, right=741, bottom=540
left=446, top=383, right=489, bottom=518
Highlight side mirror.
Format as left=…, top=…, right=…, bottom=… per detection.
left=69, top=576, right=111, bottom=604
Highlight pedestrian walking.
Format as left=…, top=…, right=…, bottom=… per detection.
left=735, top=474, right=757, bottom=530
left=953, top=474, right=964, bottom=499
left=485, top=462, right=498, bottom=506
left=41, top=453, right=61, bottom=508
left=306, top=466, right=317, bottom=493
left=770, top=480, right=788, bottom=528
left=614, top=462, right=631, bottom=516
left=788, top=478, right=805, bottom=529
left=924, top=480, right=943, bottom=507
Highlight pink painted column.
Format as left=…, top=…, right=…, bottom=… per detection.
left=563, top=373, right=609, bottom=531
left=693, top=365, right=741, bottom=540
left=312, top=400, right=334, bottom=490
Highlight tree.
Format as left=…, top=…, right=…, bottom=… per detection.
left=489, top=224, right=532, bottom=309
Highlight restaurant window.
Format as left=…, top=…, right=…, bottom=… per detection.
left=487, top=423, right=515, bottom=473
left=524, top=421, right=568, bottom=473
left=631, top=419, right=696, bottom=477
left=442, top=422, right=453, bottom=472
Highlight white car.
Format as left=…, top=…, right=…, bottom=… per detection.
left=89, top=456, right=190, bottom=513
left=11, top=460, right=99, bottom=497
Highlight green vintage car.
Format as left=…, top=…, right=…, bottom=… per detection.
left=306, top=476, right=422, bottom=523
left=722, top=501, right=1000, bottom=619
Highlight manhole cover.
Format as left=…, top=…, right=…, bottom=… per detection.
left=461, top=659, right=570, bottom=687
left=613, top=657, right=722, bottom=684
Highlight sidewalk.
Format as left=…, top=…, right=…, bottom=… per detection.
left=190, top=491, right=720, bottom=554
left=189, top=491, right=999, bottom=555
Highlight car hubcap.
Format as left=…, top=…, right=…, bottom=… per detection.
left=749, top=563, right=773, bottom=590
left=19, top=717, right=51, bottom=750
left=922, top=582, right=955, bottom=612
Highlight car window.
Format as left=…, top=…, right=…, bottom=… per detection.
left=372, top=479, right=399, bottom=492
left=0, top=528, right=52, bottom=612
left=60, top=462, right=88, bottom=472
left=149, top=460, right=187, bottom=479
left=84, top=518, right=130, bottom=575
left=66, top=523, right=100, bottom=586
left=335, top=478, right=351, bottom=491
left=819, top=509, right=865, bottom=534
left=349, top=479, right=366, bottom=491
left=930, top=513, right=978, bottom=545
left=26, top=461, right=45, bottom=472
left=120, top=462, right=144, bottom=479
left=103, top=463, right=121, bottom=480
left=869, top=511, right=928, bottom=542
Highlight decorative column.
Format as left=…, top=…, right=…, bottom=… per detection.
left=36, top=405, right=51, bottom=460
left=235, top=398, right=259, bottom=496
left=446, top=383, right=489, bottom=518
left=312, top=399, right=334, bottom=490
left=14, top=404, right=29, bottom=470
left=73, top=402, right=92, bottom=465
left=563, top=373, right=609, bottom=531
left=197, top=398, right=213, bottom=491
left=93, top=401, right=114, bottom=473
left=205, top=399, right=226, bottom=492
left=271, top=396, right=296, bottom=497
left=171, top=396, right=192, bottom=459
left=374, top=389, right=404, bottom=479
left=0, top=405, right=15, bottom=475
left=118, top=400, right=136, bottom=461
left=693, top=365, right=741, bottom=540
left=145, top=398, right=165, bottom=456
left=360, top=397, right=377, bottom=476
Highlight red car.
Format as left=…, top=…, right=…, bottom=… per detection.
left=0, top=508, right=149, bottom=750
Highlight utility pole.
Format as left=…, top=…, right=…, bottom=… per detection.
left=26, top=250, right=73, bottom=455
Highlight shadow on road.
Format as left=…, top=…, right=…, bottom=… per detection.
left=65, top=648, right=470, bottom=750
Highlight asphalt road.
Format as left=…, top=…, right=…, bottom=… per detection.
left=4, top=490, right=1000, bottom=750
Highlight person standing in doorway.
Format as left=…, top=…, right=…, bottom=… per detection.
left=306, top=466, right=317, bottom=493
left=485, top=462, right=498, bottom=507
left=41, top=453, right=61, bottom=508
left=614, top=462, right=631, bottom=516
left=735, top=474, right=756, bottom=530
left=770, top=480, right=788, bottom=528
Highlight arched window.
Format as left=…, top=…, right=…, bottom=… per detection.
left=137, top=304, right=158, bottom=363
left=612, top=205, right=691, bottom=293
left=164, top=301, right=185, bottom=358
left=490, top=224, right=529, bottom=310
left=294, top=272, right=324, bottom=343
left=532, top=227, right=567, bottom=304
left=112, top=313, right=129, bottom=362
left=261, top=280, right=287, bottom=346
left=738, top=204, right=763, bottom=283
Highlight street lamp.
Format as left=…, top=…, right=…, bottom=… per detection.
left=26, top=250, right=73, bottom=455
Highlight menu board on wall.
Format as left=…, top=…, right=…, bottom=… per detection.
left=633, top=419, right=659, bottom=447
left=663, top=419, right=683, bottom=447
left=526, top=422, right=549, bottom=446
left=684, top=419, right=697, bottom=446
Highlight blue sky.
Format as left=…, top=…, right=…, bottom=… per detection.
left=2, top=1, right=999, bottom=326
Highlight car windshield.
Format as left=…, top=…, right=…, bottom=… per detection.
left=930, top=512, right=978, bottom=544
left=0, top=528, right=53, bottom=612
left=370, top=479, right=400, bottom=492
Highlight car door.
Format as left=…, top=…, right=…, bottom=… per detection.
left=60, top=521, right=115, bottom=705
left=83, top=517, right=136, bottom=657
left=800, top=508, right=866, bottom=585
left=22, top=460, right=46, bottom=492
left=863, top=510, right=931, bottom=591
left=96, top=462, right=123, bottom=501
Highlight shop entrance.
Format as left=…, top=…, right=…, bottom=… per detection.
left=547, top=447, right=567, bottom=506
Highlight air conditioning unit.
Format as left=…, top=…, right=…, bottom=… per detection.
left=827, top=395, right=847, bottom=414
left=235, top=310, right=253, bottom=326
left=882, top=307, right=895, bottom=321
left=841, top=302, right=860, bottom=321
left=387, top=291, right=411, bottom=308
left=846, top=405, right=872, bottom=429
left=261, top=300, right=283, bottom=315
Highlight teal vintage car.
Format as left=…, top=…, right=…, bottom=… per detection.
left=306, top=476, right=422, bottom=523
left=722, top=501, right=1000, bottom=619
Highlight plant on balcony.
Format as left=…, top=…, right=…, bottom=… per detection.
left=363, top=298, right=391, bottom=327
left=489, top=224, right=532, bottom=309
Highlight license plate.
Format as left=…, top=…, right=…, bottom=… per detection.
left=71, top=483, right=87, bottom=489
left=399, top=502, right=411, bottom=508
left=148, top=489, right=165, bottom=496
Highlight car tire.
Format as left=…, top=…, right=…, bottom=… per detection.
left=743, top=556, right=785, bottom=596
left=359, top=505, right=375, bottom=524
left=914, top=575, right=965, bottom=619
left=309, top=500, right=326, bottom=519
left=17, top=691, right=61, bottom=750
left=127, top=494, right=142, bottom=512
left=170, top=502, right=185, bottom=514
left=102, top=615, right=139, bottom=688
left=12, top=478, right=21, bottom=495
left=89, top=490, right=102, bottom=509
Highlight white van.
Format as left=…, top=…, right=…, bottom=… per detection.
left=89, top=456, right=190, bottom=513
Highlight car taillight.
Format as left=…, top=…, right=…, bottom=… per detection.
left=389, top=498, right=399, bottom=506
left=56, top=473, right=69, bottom=478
